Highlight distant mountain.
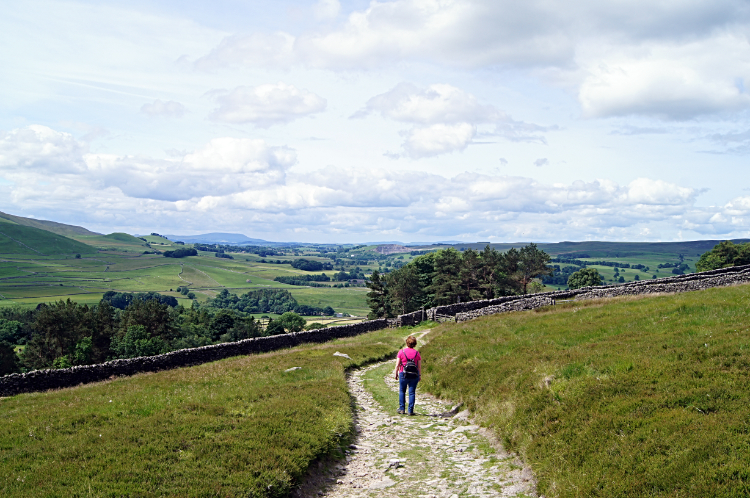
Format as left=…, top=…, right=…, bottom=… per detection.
left=164, top=233, right=276, bottom=245
left=0, top=211, right=100, bottom=238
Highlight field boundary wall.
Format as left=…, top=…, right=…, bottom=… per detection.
left=3, top=264, right=750, bottom=397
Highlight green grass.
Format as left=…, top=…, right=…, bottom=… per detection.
left=0, top=325, right=419, bottom=497
left=421, top=283, right=750, bottom=497
left=0, top=224, right=95, bottom=256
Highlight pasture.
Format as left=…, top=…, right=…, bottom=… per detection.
left=421, top=283, right=750, bottom=497
left=0, top=325, right=420, bottom=497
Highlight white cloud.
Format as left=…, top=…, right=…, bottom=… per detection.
left=401, top=123, right=476, bottom=158
left=356, top=82, right=502, bottom=123
left=208, top=82, right=327, bottom=127
left=0, top=125, right=86, bottom=173
left=578, top=32, right=750, bottom=119
left=140, top=100, right=187, bottom=118
left=313, top=0, right=341, bottom=20
left=195, top=32, right=296, bottom=70
left=194, top=0, right=750, bottom=120
left=358, top=82, right=551, bottom=157
left=4, top=125, right=750, bottom=241
left=534, top=158, right=548, bottom=167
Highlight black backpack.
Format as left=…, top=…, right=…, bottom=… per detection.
left=402, top=349, right=419, bottom=378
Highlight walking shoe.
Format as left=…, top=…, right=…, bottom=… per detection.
left=397, top=409, right=405, bottom=414
left=408, top=412, right=415, bottom=416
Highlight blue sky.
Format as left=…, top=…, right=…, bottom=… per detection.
left=1, top=0, right=750, bottom=243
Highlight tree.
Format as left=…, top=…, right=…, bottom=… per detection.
left=459, top=249, right=483, bottom=302
left=110, top=325, right=168, bottom=359
left=696, top=241, right=750, bottom=271
left=477, top=246, right=506, bottom=299
left=567, top=268, right=603, bottom=289
left=386, top=265, right=422, bottom=315
left=278, top=312, right=306, bottom=333
left=516, top=243, right=552, bottom=294
left=22, top=299, right=93, bottom=370
left=429, top=248, right=463, bottom=305
left=265, top=319, right=285, bottom=335
left=366, top=270, right=391, bottom=318
left=209, top=310, right=235, bottom=341
left=0, top=341, right=21, bottom=375
left=119, top=298, right=177, bottom=342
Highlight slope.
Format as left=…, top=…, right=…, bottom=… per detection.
left=423, top=283, right=750, bottom=497
left=0, top=211, right=100, bottom=238
left=0, top=223, right=96, bottom=256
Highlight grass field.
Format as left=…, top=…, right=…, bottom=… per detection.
left=0, top=325, right=423, bottom=497
left=421, top=283, right=750, bottom=497
left=0, top=252, right=370, bottom=314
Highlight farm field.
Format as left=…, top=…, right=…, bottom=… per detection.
left=0, top=324, right=422, bottom=497
left=421, top=283, right=750, bottom=497
left=0, top=251, right=370, bottom=315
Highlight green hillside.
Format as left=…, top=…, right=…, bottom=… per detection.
left=0, top=223, right=95, bottom=256
left=452, top=239, right=750, bottom=258
left=423, top=283, right=750, bottom=497
left=73, top=232, right=149, bottom=252
left=0, top=211, right=100, bottom=238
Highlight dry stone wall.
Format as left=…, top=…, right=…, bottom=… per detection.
left=5, top=264, right=750, bottom=398
left=0, top=319, right=386, bottom=397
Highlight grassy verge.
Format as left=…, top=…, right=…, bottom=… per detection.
left=0, top=326, right=420, bottom=497
left=421, top=284, right=750, bottom=497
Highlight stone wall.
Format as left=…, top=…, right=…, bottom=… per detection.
left=0, top=318, right=387, bottom=397
left=5, top=263, right=750, bottom=398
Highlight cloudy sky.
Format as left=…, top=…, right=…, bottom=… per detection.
left=1, top=0, right=750, bottom=243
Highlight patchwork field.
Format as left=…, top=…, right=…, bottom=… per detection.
left=0, top=252, right=370, bottom=315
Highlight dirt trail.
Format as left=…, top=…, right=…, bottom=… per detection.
left=315, top=331, right=538, bottom=498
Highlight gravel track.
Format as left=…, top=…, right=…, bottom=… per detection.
left=316, top=355, right=538, bottom=497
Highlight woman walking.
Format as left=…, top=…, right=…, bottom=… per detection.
left=394, top=335, right=421, bottom=415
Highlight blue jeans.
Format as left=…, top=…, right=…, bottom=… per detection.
left=399, top=372, right=419, bottom=413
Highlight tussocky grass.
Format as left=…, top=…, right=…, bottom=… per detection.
left=0, top=325, right=424, bottom=497
left=421, top=283, right=750, bottom=497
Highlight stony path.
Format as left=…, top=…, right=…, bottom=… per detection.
left=318, top=360, right=538, bottom=497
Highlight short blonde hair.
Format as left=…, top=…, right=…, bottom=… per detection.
left=405, top=335, right=417, bottom=348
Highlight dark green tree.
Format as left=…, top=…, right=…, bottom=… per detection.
left=265, top=318, right=286, bottom=335
left=517, top=243, right=552, bottom=294
left=278, top=312, right=305, bottom=332
left=567, top=268, right=603, bottom=289
left=110, top=325, right=168, bottom=359
left=22, top=299, right=93, bottom=370
left=0, top=341, right=21, bottom=375
left=429, top=248, right=463, bottom=305
left=696, top=241, right=750, bottom=271
left=366, top=270, right=391, bottom=318
left=458, top=249, right=482, bottom=302
left=386, top=265, right=422, bottom=315
left=119, top=298, right=177, bottom=342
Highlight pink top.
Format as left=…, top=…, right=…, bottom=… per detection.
left=397, top=348, right=421, bottom=373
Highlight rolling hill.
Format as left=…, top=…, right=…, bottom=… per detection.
left=0, top=221, right=96, bottom=256
left=0, top=210, right=100, bottom=238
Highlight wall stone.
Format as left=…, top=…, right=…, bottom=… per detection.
left=0, top=318, right=387, bottom=397
left=5, top=264, right=750, bottom=397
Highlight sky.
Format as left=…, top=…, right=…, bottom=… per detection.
left=1, top=0, right=750, bottom=243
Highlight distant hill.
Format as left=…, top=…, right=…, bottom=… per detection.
left=0, top=211, right=100, bottom=238
left=0, top=222, right=96, bottom=256
left=164, top=232, right=277, bottom=245
left=450, top=240, right=750, bottom=257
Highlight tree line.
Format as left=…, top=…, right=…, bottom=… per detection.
left=365, top=244, right=552, bottom=318
left=0, top=294, right=271, bottom=376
